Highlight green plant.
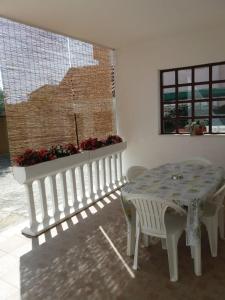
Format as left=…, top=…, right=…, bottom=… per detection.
left=186, top=120, right=206, bottom=135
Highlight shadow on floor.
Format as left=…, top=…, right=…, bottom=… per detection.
left=20, top=192, right=225, bottom=300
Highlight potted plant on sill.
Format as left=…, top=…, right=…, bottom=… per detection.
left=186, top=120, right=207, bottom=136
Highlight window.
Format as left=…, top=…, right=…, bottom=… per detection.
left=160, top=61, right=225, bottom=134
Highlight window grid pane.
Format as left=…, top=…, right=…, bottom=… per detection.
left=160, top=61, right=225, bottom=134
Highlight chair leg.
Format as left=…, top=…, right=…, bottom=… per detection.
left=190, top=246, right=194, bottom=259
left=219, top=208, right=225, bottom=240
left=126, top=209, right=136, bottom=256
left=204, top=217, right=218, bottom=257
left=166, top=235, right=178, bottom=282
left=133, top=225, right=140, bottom=270
left=143, top=234, right=150, bottom=247
left=161, top=238, right=167, bottom=250
left=127, top=223, right=132, bottom=256
left=127, top=221, right=136, bottom=256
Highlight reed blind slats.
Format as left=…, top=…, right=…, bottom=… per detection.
left=0, top=17, right=116, bottom=161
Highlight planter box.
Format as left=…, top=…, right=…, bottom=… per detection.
left=13, top=142, right=127, bottom=184
left=88, top=141, right=127, bottom=160
left=13, top=151, right=89, bottom=184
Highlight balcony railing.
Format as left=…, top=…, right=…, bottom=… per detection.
left=13, top=142, right=127, bottom=237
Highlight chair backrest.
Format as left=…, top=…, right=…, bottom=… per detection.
left=130, top=196, right=186, bottom=238
left=182, top=157, right=212, bottom=166
left=126, top=166, right=148, bottom=182
left=212, top=182, right=225, bottom=207
left=121, top=166, right=147, bottom=223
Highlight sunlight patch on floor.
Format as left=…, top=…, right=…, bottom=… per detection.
left=99, top=225, right=135, bottom=279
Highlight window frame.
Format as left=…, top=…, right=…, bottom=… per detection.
left=160, top=61, right=225, bottom=135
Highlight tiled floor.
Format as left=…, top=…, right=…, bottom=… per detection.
left=1, top=193, right=225, bottom=299
left=0, top=194, right=121, bottom=300
left=0, top=222, right=31, bottom=299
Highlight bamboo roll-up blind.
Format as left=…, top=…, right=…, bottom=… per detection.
left=0, top=17, right=116, bottom=162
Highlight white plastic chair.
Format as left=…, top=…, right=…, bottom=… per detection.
left=126, top=165, right=148, bottom=182
left=201, top=183, right=225, bottom=257
left=182, top=157, right=212, bottom=166
left=120, top=195, right=136, bottom=256
left=130, top=196, right=186, bottom=282
left=121, top=166, right=148, bottom=256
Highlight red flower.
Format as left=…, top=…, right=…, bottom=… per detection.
left=14, top=143, right=80, bottom=166
left=64, top=143, right=79, bottom=155
left=13, top=136, right=122, bottom=167
left=104, top=135, right=123, bottom=145
left=80, top=138, right=104, bottom=150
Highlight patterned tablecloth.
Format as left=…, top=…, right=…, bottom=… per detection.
left=122, top=162, right=225, bottom=246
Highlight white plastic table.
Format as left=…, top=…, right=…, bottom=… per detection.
left=121, top=162, right=225, bottom=276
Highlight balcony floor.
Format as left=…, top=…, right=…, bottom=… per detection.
left=0, top=193, right=225, bottom=299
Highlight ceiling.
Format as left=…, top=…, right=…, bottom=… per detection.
left=0, top=0, right=225, bottom=49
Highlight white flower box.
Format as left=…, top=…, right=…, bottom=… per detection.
left=88, top=141, right=127, bottom=160
left=13, top=151, right=89, bottom=184
left=13, top=142, right=127, bottom=184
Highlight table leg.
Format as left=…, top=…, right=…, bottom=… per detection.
left=193, top=238, right=202, bottom=276
left=187, top=197, right=202, bottom=276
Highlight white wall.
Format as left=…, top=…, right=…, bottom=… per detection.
left=116, top=28, right=225, bottom=171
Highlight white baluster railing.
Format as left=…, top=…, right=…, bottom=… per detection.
left=13, top=142, right=127, bottom=237
left=108, top=155, right=114, bottom=190
left=96, top=160, right=102, bottom=197
left=79, top=164, right=88, bottom=204
left=49, top=174, right=60, bottom=220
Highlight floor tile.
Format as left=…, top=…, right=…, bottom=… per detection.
left=7, top=291, right=21, bottom=300
left=0, top=235, right=7, bottom=243
left=0, top=235, right=27, bottom=253
left=0, top=266, right=20, bottom=288
left=0, top=279, right=18, bottom=300
left=0, top=254, right=19, bottom=277
left=11, top=242, right=32, bottom=258
left=0, top=249, right=7, bottom=257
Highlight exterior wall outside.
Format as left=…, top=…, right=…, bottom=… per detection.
left=116, top=27, right=225, bottom=171
left=0, top=117, right=9, bottom=154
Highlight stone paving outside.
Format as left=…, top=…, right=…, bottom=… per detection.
left=0, top=155, right=28, bottom=232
